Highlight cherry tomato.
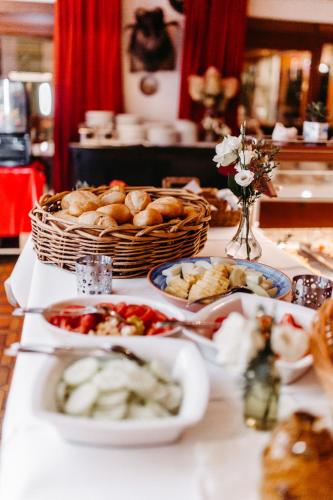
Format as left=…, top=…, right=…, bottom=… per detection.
left=114, top=302, right=127, bottom=317
left=151, top=310, right=168, bottom=322
left=146, top=326, right=169, bottom=336
left=78, top=314, right=99, bottom=333
left=280, top=313, right=302, bottom=329
left=215, top=316, right=227, bottom=325
left=123, top=305, right=142, bottom=319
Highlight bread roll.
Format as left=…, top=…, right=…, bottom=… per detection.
left=97, top=204, right=131, bottom=224
left=99, top=189, right=126, bottom=206
left=183, top=205, right=199, bottom=219
left=148, top=196, right=183, bottom=218
left=261, top=412, right=333, bottom=500
left=109, top=184, right=126, bottom=193
left=53, top=209, right=78, bottom=223
left=78, top=210, right=117, bottom=228
left=61, top=190, right=100, bottom=216
left=125, top=190, right=151, bottom=215
left=133, top=208, right=163, bottom=227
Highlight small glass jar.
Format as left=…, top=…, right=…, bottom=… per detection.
left=75, top=255, right=113, bottom=295
left=243, top=343, right=280, bottom=431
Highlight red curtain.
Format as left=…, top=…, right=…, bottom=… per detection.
left=54, top=0, right=123, bottom=191
left=178, top=0, right=247, bottom=131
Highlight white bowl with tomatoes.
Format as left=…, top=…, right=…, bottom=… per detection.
left=42, top=295, right=187, bottom=342
left=184, top=293, right=314, bottom=384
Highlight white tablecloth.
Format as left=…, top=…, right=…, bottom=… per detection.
left=0, top=228, right=330, bottom=500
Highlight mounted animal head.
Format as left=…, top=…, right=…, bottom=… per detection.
left=126, top=7, right=179, bottom=72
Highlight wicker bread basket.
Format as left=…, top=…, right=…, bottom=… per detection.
left=30, top=186, right=211, bottom=278
left=310, top=299, right=333, bottom=400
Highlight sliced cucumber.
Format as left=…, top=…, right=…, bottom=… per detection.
left=164, top=384, right=182, bottom=412
left=92, top=404, right=127, bottom=420
left=64, top=382, right=99, bottom=416
left=96, top=389, right=129, bottom=409
left=63, top=357, right=99, bottom=386
left=148, top=359, right=171, bottom=383
left=127, top=368, right=157, bottom=398
left=128, top=402, right=168, bottom=419
left=92, top=367, right=130, bottom=392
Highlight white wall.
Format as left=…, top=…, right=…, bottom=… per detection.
left=122, top=0, right=184, bottom=122
left=248, top=0, right=333, bottom=23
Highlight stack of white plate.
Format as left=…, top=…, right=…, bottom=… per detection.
left=147, top=126, right=179, bottom=146
left=117, top=124, right=146, bottom=144
left=174, top=120, right=198, bottom=144
left=85, top=110, right=114, bottom=128
left=115, top=114, right=140, bottom=126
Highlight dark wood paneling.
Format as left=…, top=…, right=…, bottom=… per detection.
left=260, top=200, right=333, bottom=228
left=246, top=18, right=333, bottom=51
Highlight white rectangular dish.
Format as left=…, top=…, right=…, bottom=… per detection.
left=186, top=293, right=315, bottom=384
left=41, top=294, right=187, bottom=341
left=32, top=337, right=209, bottom=447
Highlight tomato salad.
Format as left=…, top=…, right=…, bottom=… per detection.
left=49, top=302, right=173, bottom=337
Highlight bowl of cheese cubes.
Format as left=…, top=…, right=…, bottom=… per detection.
left=147, top=257, right=292, bottom=311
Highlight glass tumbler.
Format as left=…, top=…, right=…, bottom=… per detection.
left=75, top=255, right=113, bottom=295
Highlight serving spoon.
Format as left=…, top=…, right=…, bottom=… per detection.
left=187, top=286, right=254, bottom=307
left=12, top=306, right=124, bottom=321
left=5, top=343, right=145, bottom=366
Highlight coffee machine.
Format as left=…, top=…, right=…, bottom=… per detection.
left=0, top=79, right=30, bottom=166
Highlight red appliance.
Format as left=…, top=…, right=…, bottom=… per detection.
left=0, top=79, right=45, bottom=237
left=0, top=161, right=45, bottom=237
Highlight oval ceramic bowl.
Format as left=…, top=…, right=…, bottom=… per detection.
left=42, top=294, right=186, bottom=342
left=32, top=337, right=209, bottom=446
left=184, top=293, right=314, bottom=385
left=147, top=257, right=292, bottom=312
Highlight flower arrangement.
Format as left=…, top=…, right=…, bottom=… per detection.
left=212, top=123, right=279, bottom=260
left=188, top=66, right=238, bottom=140
left=303, top=101, right=328, bottom=142
left=305, top=101, right=327, bottom=123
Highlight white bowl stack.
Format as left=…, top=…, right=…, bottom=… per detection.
left=174, top=120, right=197, bottom=144
left=115, top=114, right=145, bottom=144
left=85, top=111, right=114, bottom=128
left=147, top=125, right=179, bottom=146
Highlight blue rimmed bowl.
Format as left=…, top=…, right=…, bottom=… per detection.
left=147, top=257, right=292, bottom=311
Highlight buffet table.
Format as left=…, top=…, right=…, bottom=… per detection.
left=1, top=228, right=331, bottom=500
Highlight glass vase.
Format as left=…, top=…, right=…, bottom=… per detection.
left=243, top=346, right=280, bottom=431
left=225, top=201, right=262, bottom=261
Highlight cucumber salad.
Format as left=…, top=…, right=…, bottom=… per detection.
left=56, top=355, right=182, bottom=420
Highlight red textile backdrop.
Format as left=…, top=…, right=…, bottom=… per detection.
left=178, top=0, right=247, bottom=132
left=54, top=0, right=123, bottom=191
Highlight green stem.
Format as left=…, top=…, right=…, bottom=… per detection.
left=242, top=191, right=250, bottom=260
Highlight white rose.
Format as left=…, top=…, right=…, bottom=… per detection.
left=234, top=170, right=254, bottom=187
left=271, top=324, right=309, bottom=362
left=212, top=135, right=241, bottom=167
left=239, top=149, right=256, bottom=166
left=213, top=312, right=264, bottom=373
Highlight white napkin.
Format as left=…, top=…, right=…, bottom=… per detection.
left=272, top=122, right=297, bottom=142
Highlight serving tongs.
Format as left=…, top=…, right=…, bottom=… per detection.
left=5, top=343, right=145, bottom=365
left=298, top=243, right=333, bottom=273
